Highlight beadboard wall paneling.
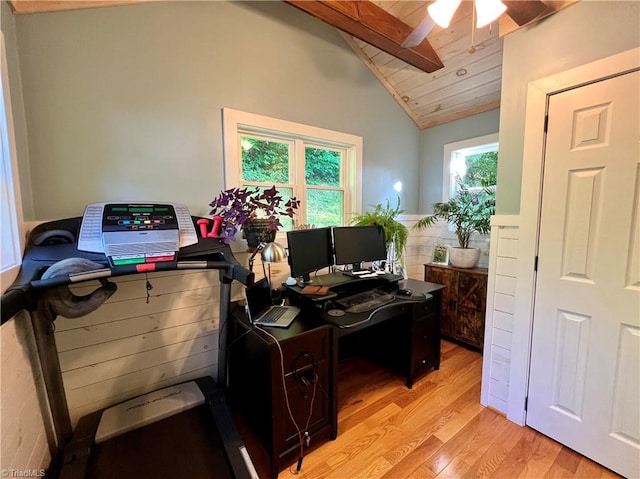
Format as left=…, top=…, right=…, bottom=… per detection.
left=54, top=269, right=224, bottom=427
left=480, top=215, right=519, bottom=414
left=0, top=311, right=51, bottom=474
left=402, top=215, right=491, bottom=280
left=32, top=223, right=489, bottom=429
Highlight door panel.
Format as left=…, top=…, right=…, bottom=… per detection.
left=526, top=70, right=640, bottom=479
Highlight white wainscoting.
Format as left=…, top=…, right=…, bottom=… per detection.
left=0, top=311, right=51, bottom=473
left=401, top=215, right=491, bottom=281
left=480, top=215, right=520, bottom=414
left=57, top=269, right=224, bottom=426
left=52, top=220, right=492, bottom=427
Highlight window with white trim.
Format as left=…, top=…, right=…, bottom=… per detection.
left=442, top=133, right=498, bottom=201
left=1, top=32, right=24, bottom=293
left=222, top=108, right=362, bottom=230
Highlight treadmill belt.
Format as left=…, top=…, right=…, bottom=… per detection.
left=89, top=404, right=232, bottom=479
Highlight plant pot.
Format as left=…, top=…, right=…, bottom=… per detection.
left=448, top=247, right=480, bottom=269
left=243, top=219, right=276, bottom=252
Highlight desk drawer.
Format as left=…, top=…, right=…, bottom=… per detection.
left=281, top=358, right=331, bottom=450
left=413, top=325, right=437, bottom=365
left=279, top=327, right=330, bottom=375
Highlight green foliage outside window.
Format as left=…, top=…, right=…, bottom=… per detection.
left=305, top=146, right=343, bottom=227
left=461, top=151, right=498, bottom=188
left=305, top=147, right=341, bottom=186
left=307, top=189, right=343, bottom=228
left=241, top=137, right=289, bottom=183
left=240, top=136, right=345, bottom=227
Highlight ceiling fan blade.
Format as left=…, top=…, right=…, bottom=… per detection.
left=402, top=14, right=436, bottom=48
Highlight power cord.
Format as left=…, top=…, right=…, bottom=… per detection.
left=255, top=325, right=317, bottom=474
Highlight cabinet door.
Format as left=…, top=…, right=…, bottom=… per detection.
left=455, top=273, right=487, bottom=349
left=281, top=360, right=330, bottom=451
left=425, top=265, right=456, bottom=337
left=411, top=300, right=440, bottom=380
left=278, top=328, right=332, bottom=453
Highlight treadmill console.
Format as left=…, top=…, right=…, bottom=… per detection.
left=78, top=202, right=198, bottom=267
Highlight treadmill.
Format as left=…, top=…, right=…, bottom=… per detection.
left=60, top=377, right=257, bottom=479
left=1, top=203, right=256, bottom=479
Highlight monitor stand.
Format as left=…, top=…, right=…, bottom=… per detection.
left=296, top=272, right=313, bottom=288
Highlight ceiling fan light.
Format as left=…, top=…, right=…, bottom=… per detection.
left=475, top=0, right=507, bottom=28
left=428, top=0, right=461, bottom=28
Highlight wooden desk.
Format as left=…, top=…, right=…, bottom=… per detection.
left=227, top=276, right=444, bottom=478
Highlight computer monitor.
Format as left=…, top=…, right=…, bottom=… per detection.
left=286, top=227, right=333, bottom=283
left=332, top=226, right=387, bottom=270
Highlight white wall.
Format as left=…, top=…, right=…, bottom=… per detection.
left=0, top=312, right=51, bottom=475
left=1, top=2, right=422, bottom=471
left=1, top=2, right=49, bottom=473
left=11, top=0, right=421, bottom=220
left=496, top=0, right=640, bottom=214
left=480, top=216, right=519, bottom=414
left=419, top=108, right=500, bottom=213
left=492, top=0, right=640, bottom=425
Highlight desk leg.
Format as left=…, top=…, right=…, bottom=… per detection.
left=330, top=328, right=338, bottom=440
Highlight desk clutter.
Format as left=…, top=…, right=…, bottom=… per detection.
left=285, top=225, right=405, bottom=285
left=301, top=284, right=331, bottom=296
left=228, top=276, right=445, bottom=477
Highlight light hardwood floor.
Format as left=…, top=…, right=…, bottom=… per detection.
left=235, top=340, right=623, bottom=479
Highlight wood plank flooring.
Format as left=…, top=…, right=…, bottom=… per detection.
left=233, top=340, right=623, bottom=479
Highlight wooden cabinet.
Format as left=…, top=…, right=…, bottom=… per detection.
left=424, top=264, right=488, bottom=350
left=228, top=311, right=336, bottom=478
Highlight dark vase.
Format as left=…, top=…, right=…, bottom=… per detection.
left=243, top=219, right=276, bottom=252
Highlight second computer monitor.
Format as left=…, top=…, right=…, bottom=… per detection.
left=332, top=225, right=387, bottom=270
left=286, top=227, right=333, bottom=283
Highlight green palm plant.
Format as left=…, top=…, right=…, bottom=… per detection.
left=413, top=181, right=495, bottom=248
left=350, top=197, right=408, bottom=265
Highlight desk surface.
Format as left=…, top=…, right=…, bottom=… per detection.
left=327, top=278, right=444, bottom=331
left=285, top=274, right=445, bottom=333
left=235, top=276, right=444, bottom=341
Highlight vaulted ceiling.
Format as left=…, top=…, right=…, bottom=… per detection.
left=9, top=0, right=577, bottom=129
left=285, top=1, right=577, bottom=128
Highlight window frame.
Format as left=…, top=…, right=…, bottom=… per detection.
left=442, top=133, right=498, bottom=202
left=222, top=108, right=362, bottom=230
left=1, top=32, right=25, bottom=294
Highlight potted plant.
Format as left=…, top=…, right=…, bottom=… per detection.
left=209, top=186, right=299, bottom=250
left=413, top=181, right=495, bottom=268
left=350, top=197, right=408, bottom=271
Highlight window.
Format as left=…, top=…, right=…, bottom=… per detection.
left=442, top=133, right=498, bottom=201
left=223, top=108, right=362, bottom=230
left=1, top=32, right=24, bottom=293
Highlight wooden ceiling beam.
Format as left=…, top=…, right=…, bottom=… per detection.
left=504, top=1, right=549, bottom=26
left=8, top=0, right=146, bottom=14
left=500, top=1, right=578, bottom=36
left=284, top=0, right=444, bottom=74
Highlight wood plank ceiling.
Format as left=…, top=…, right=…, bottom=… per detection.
left=9, top=0, right=576, bottom=129
left=287, top=1, right=577, bottom=129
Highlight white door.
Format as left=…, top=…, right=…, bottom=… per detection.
left=527, top=70, right=640, bottom=478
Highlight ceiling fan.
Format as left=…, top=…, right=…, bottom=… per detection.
left=402, top=0, right=508, bottom=48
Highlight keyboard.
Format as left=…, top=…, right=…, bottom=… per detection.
left=258, top=306, right=287, bottom=323
left=337, top=289, right=396, bottom=314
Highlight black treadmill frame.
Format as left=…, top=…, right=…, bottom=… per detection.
left=0, top=215, right=255, bottom=477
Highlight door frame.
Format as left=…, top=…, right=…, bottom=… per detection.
left=507, top=47, right=640, bottom=426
